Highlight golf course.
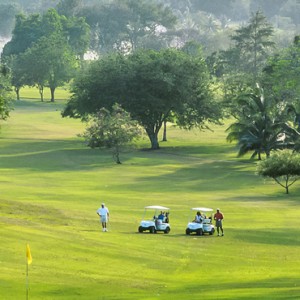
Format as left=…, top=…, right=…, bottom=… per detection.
left=1, top=89, right=300, bottom=300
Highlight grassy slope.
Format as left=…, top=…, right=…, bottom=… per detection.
left=0, top=93, right=300, bottom=300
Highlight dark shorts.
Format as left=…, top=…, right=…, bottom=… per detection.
left=216, top=220, right=222, bottom=227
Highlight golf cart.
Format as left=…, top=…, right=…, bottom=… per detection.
left=185, top=207, right=215, bottom=236
left=138, top=205, right=170, bottom=234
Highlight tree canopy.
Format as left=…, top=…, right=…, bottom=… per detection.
left=262, top=36, right=300, bottom=114
left=79, top=0, right=176, bottom=55
left=0, top=65, right=13, bottom=122
left=1, top=8, right=89, bottom=101
left=230, top=10, right=275, bottom=80
left=226, top=85, right=297, bottom=159
left=81, top=103, right=141, bottom=164
left=63, top=48, right=221, bottom=149
left=257, top=149, right=300, bottom=194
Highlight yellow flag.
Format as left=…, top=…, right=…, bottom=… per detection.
left=26, top=244, right=32, bottom=265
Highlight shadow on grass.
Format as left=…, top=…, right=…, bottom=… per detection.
left=0, top=139, right=115, bottom=171
left=127, top=159, right=259, bottom=193
left=141, top=144, right=235, bottom=156
left=0, top=136, right=272, bottom=195
left=230, top=193, right=300, bottom=202
left=231, top=228, right=300, bottom=247
left=14, top=98, right=66, bottom=111
left=0, top=138, right=249, bottom=172
left=0, top=139, right=263, bottom=196
left=169, top=276, right=300, bottom=299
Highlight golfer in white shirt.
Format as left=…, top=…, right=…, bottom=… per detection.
left=97, top=203, right=110, bottom=232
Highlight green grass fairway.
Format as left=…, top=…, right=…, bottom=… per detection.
left=1, top=98, right=300, bottom=300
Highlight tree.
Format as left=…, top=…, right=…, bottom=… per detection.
left=257, top=149, right=300, bottom=194
left=0, top=64, right=13, bottom=123
left=1, top=8, right=87, bottom=101
left=63, top=48, right=221, bottom=149
left=4, top=55, right=25, bottom=100
left=61, top=15, right=90, bottom=61
left=120, top=0, right=176, bottom=52
left=230, top=10, right=275, bottom=80
left=19, top=33, right=78, bottom=102
left=79, top=0, right=176, bottom=55
left=2, top=13, right=43, bottom=57
left=81, top=103, right=141, bottom=164
left=206, top=11, right=275, bottom=124
left=40, top=34, right=78, bottom=102
left=226, top=85, right=295, bottom=160
left=262, top=36, right=300, bottom=120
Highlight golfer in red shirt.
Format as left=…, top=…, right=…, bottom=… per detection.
left=214, top=208, right=224, bottom=236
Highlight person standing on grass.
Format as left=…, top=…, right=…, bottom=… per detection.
left=214, top=208, right=224, bottom=236
left=97, top=203, right=109, bottom=232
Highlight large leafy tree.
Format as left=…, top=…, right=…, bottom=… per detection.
left=1, top=8, right=89, bottom=100
left=257, top=149, right=300, bottom=194
left=61, top=15, right=90, bottom=61
left=2, top=13, right=43, bottom=57
left=0, top=65, right=13, bottom=122
left=5, top=55, right=24, bottom=100
left=19, top=33, right=78, bottom=102
left=63, top=48, right=221, bottom=149
left=262, top=36, right=300, bottom=128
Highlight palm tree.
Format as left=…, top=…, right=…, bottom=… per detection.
left=226, top=85, right=295, bottom=160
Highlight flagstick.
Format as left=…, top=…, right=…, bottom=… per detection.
left=26, top=262, right=29, bottom=300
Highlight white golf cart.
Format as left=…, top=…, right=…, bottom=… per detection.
left=138, top=205, right=170, bottom=234
left=185, top=207, right=215, bottom=236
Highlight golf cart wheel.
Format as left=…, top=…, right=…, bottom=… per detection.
left=209, top=229, right=215, bottom=235
left=149, top=226, right=156, bottom=234
left=138, top=226, right=143, bottom=233
left=164, top=227, right=170, bottom=234
left=186, top=228, right=191, bottom=235
left=196, top=228, right=203, bottom=236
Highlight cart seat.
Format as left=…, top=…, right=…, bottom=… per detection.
left=203, top=218, right=211, bottom=224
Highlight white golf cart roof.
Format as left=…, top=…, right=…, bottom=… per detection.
left=191, top=207, right=213, bottom=212
left=145, top=205, right=170, bottom=210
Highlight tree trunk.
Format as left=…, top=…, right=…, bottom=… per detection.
left=285, top=176, right=289, bottom=194
left=285, top=185, right=289, bottom=194
left=114, top=146, right=122, bottom=164
left=146, top=124, right=162, bottom=150
left=258, top=151, right=262, bottom=160
left=15, top=87, right=20, bottom=100
left=114, top=153, right=121, bottom=164
left=162, top=120, right=167, bottom=142
left=147, top=132, right=160, bottom=150
left=38, top=85, right=44, bottom=102
left=50, top=87, right=55, bottom=102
